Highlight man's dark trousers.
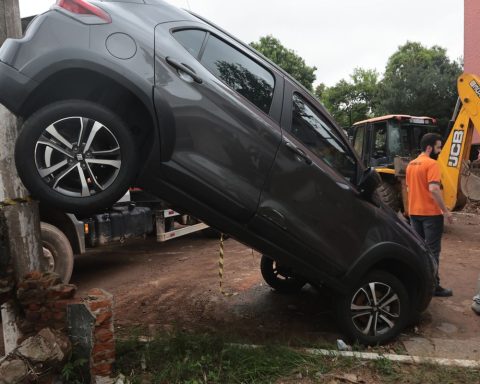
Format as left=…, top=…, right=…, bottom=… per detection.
left=410, top=215, right=443, bottom=286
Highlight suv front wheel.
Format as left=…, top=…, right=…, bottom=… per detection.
left=15, top=100, right=137, bottom=214
left=335, top=270, right=410, bottom=345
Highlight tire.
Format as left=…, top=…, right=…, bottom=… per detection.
left=376, top=181, right=401, bottom=212
left=260, top=255, right=307, bottom=294
left=40, top=222, right=74, bottom=283
left=335, top=270, right=410, bottom=346
left=15, top=100, right=137, bottom=214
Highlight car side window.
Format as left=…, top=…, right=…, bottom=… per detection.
left=200, top=34, right=275, bottom=114
left=291, top=93, right=357, bottom=182
left=172, top=29, right=207, bottom=58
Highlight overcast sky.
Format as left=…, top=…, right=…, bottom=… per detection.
left=19, top=0, right=463, bottom=87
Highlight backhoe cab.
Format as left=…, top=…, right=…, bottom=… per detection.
left=351, top=115, right=441, bottom=211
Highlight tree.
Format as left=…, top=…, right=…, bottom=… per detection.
left=377, top=41, right=462, bottom=127
left=250, top=35, right=317, bottom=91
left=317, top=68, right=380, bottom=128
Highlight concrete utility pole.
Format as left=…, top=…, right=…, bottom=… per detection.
left=0, top=0, right=47, bottom=354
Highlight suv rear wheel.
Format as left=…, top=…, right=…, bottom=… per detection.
left=15, top=100, right=137, bottom=214
left=335, top=270, right=410, bottom=345
left=260, top=255, right=307, bottom=293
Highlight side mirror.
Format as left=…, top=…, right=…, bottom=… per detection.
left=358, top=167, right=382, bottom=197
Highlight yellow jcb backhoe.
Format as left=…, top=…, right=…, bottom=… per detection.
left=351, top=73, right=480, bottom=214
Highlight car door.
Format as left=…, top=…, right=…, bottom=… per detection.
left=152, top=22, right=284, bottom=223
left=251, top=79, right=376, bottom=277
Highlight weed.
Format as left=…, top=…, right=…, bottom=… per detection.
left=115, top=331, right=480, bottom=384
left=372, top=356, right=396, bottom=376
left=61, top=357, right=88, bottom=384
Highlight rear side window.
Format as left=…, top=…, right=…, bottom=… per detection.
left=172, top=30, right=275, bottom=114
left=173, top=29, right=207, bottom=58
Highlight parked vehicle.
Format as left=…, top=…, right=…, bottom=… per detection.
left=351, top=115, right=442, bottom=211
left=0, top=0, right=436, bottom=344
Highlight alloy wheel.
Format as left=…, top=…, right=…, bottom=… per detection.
left=350, top=281, right=401, bottom=336
left=34, top=116, right=122, bottom=197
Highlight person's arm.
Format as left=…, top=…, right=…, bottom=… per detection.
left=429, top=183, right=453, bottom=224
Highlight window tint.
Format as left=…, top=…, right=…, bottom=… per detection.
left=200, top=35, right=274, bottom=113
left=291, top=94, right=357, bottom=181
left=173, top=29, right=207, bottom=58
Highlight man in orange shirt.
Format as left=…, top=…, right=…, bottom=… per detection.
left=406, top=133, right=453, bottom=297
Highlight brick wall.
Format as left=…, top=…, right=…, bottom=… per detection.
left=9, top=272, right=116, bottom=383
left=84, top=288, right=115, bottom=379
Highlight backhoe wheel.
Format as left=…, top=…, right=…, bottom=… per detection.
left=376, top=182, right=401, bottom=211
left=335, top=270, right=410, bottom=346
left=41, top=222, right=74, bottom=283
left=260, top=255, right=307, bottom=294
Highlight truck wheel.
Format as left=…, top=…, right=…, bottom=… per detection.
left=335, top=270, right=410, bottom=346
left=15, top=100, right=137, bottom=214
left=41, top=222, right=74, bottom=283
left=260, top=255, right=306, bottom=293
left=376, top=182, right=401, bottom=211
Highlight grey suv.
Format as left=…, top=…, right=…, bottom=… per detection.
left=0, top=0, right=435, bottom=344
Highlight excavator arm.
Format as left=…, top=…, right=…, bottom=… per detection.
left=438, top=73, right=480, bottom=210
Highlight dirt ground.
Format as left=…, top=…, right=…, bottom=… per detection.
left=1, top=210, right=479, bottom=359
left=68, top=209, right=480, bottom=355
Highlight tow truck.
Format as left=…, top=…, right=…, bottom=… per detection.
left=40, top=188, right=213, bottom=283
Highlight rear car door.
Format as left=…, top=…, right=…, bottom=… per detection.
left=251, top=79, right=376, bottom=278
left=153, top=22, right=284, bottom=222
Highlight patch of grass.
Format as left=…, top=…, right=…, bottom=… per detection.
left=115, top=331, right=480, bottom=384
left=117, top=332, right=323, bottom=383
left=372, top=356, right=395, bottom=376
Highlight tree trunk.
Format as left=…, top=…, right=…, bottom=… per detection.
left=0, top=0, right=47, bottom=354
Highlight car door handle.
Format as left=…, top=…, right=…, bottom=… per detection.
left=284, top=141, right=312, bottom=165
left=166, top=56, right=203, bottom=84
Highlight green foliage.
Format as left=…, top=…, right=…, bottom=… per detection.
left=315, top=41, right=461, bottom=130
left=317, top=68, right=380, bottom=128
left=377, top=41, right=462, bottom=125
left=250, top=35, right=317, bottom=91
left=116, top=331, right=480, bottom=384
left=116, top=332, right=318, bottom=383
left=61, top=357, right=88, bottom=384
left=372, top=356, right=395, bottom=376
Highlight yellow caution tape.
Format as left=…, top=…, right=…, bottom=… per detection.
left=218, top=233, right=237, bottom=297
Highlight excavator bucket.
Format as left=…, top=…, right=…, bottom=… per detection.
left=461, top=161, right=480, bottom=201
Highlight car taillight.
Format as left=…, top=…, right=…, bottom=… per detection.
left=55, top=0, right=111, bottom=23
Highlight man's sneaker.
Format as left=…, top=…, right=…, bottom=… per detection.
left=434, top=286, right=453, bottom=297
left=472, top=295, right=480, bottom=315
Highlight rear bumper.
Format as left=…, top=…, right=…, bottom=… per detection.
left=0, top=60, right=37, bottom=115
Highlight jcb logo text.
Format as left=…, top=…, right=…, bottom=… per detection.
left=448, top=130, right=464, bottom=167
